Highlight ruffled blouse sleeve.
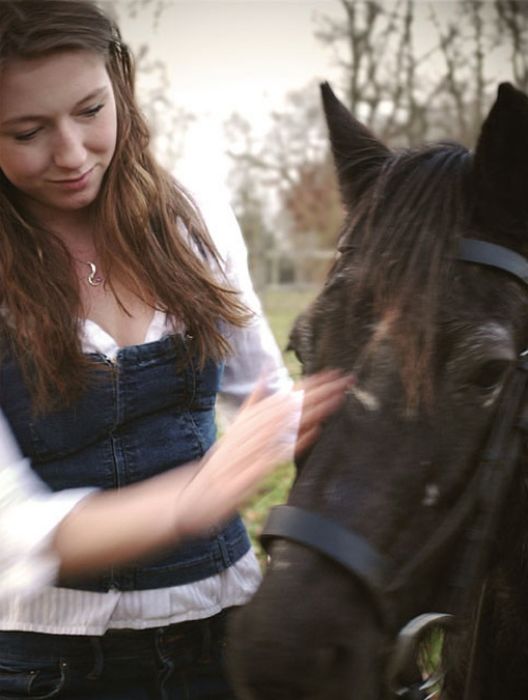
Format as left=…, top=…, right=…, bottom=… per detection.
left=189, top=182, right=293, bottom=419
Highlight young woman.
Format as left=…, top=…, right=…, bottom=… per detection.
left=0, top=2, right=349, bottom=697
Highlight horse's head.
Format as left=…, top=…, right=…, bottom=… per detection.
left=227, top=83, right=528, bottom=700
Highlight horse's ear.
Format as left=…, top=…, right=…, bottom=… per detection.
left=473, top=82, right=528, bottom=236
left=321, top=82, right=390, bottom=210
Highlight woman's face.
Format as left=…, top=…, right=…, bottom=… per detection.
left=0, top=50, right=118, bottom=226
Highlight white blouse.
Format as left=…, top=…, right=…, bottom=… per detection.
left=0, top=184, right=292, bottom=634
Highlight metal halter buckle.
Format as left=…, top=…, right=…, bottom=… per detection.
left=387, top=613, right=454, bottom=699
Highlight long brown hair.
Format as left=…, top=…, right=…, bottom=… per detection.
left=0, top=0, right=251, bottom=410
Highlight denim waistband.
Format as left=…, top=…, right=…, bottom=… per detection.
left=0, top=609, right=238, bottom=698
left=0, top=608, right=233, bottom=663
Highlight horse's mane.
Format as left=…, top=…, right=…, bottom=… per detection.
left=341, top=142, right=473, bottom=408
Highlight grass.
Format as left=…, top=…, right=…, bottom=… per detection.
left=260, top=287, right=317, bottom=378
left=241, top=287, right=317, bottom=566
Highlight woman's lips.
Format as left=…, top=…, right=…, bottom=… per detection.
left=52, top=167, right=94, bottom=191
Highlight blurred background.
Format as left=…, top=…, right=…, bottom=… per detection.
left=114, top=0, right=528, bottom=559
left=116, top=0, right=528, bottom=293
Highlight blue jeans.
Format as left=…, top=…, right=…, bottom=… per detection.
left=0, top=609, right=237, bottom=699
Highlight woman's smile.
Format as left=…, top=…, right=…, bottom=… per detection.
left=50, top=166, right=95, bottom=191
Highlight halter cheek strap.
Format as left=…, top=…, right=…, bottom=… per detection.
left=457, top=239, right=528, bottom=286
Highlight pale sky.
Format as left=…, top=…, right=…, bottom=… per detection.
left=118, top=1, right=343, bottom=185
left=121, top=1, right=341, bottom=116
left=117, top=1, right=509, bottom=188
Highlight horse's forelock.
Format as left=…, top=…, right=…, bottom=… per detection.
left=339, top=143, right=473, bottom=407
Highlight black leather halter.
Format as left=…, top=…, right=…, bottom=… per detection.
left=260, top=238, right=528, bottom=698
left=457, top=239, right=528, bottom=284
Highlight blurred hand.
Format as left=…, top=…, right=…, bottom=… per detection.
left=293, top=369, right=352, bottom=457
left=174, top=369, right=351, bottom=537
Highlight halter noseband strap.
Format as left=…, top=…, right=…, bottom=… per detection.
left=261, top=504, right=388, bottom=620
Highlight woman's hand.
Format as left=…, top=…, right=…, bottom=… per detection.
left=174, top=370, right=351, bottom=538
left=293, top=370, right=352, bottom=457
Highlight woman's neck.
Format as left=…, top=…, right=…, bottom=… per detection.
left=21, top=195, right=97, bottom=252
left=49, top=218, right=96, bottom=252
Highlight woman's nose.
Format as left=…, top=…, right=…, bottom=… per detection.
left=52, top=124, right=87, bottom=170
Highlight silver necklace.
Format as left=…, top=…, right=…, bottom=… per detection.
left=79, top=260, right=104, bottom=287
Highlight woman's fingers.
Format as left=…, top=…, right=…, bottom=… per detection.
left=294, top=424, right=321, bottom=457
left=176, top=369, right=352, bottom=536
left=234, top=370, right=351, bottom=461
left=294, top=371, right=352, bottom=456
left=239, top=378, right=270, bottom=409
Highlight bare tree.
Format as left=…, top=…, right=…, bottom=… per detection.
left=315, top=0, right=434, bottom=145
left=315, top=0, right=528, bottom=146
left=225, top=82, right=343, bottom=275
left=495, top=0, right=528, bottom=91
left=228, top=0, right=528, bottom=289
left=425, top=2, right=498, bottom=145
left=118, top=0, right=170, bottom=28
left=109, top=1, right=194, bottom=170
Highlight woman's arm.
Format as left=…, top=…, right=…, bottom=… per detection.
left=183, top=180, right=293, bottom=419
left=52, top=370, right=349, bottom=576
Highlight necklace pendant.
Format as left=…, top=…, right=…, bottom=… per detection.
left=87, top=262, right=103, bottom=287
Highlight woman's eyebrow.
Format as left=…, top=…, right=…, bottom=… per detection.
left=0, top=86, right=109, bottom=127
left=75, top=86, right=108, bottom=107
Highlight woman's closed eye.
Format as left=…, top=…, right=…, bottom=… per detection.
left=14, top=127, right=41, bottom=142
left=81, top=103, right=105, bottom=118
left=11, top=104, right=104, bottom=142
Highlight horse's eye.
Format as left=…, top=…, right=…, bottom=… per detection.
left=467, top=359, right=510, bottom=392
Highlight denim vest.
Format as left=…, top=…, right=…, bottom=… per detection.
left=0, top=334, right=251, bottom=592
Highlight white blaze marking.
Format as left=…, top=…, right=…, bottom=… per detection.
left=422, top=483, right=439, bottom=507
left=349, top=386, right=380, bottom=411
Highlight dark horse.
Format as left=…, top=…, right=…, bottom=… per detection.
left=227, top=82, right=528, bottom=700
